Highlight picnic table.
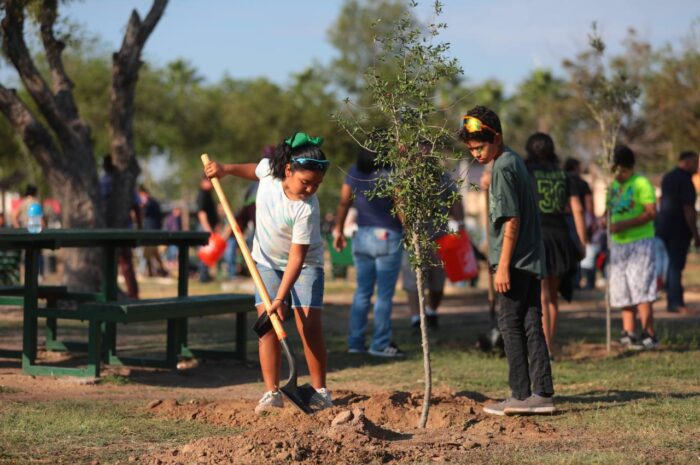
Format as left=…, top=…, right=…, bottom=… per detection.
left=0, top=229, right=254, bottom=377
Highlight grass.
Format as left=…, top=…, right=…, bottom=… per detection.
left=1, top=264, right=699, bottom=464
left=0, top=400, right=237, bottom=465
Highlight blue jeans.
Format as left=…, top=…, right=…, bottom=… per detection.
left=348, top=227, right=403, bottom=352
left=223, top=237, right=237, bottom=278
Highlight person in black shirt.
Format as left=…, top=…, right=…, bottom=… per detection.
left=565, top=158, right=597, bottom=289
left=196, top=175, right=219, bottom=282
left=656, top=151, right=700, bottom=315
left=138, top=185, right=168, bottom=277
left=525, top=134, right=586, bottom=358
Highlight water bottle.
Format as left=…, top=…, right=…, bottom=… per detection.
left=27, top=203, right=42, bottom=234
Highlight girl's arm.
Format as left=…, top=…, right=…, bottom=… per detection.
left=267, top=243, right=308, bottom=321
left=204, top=161, right=259, bottom=181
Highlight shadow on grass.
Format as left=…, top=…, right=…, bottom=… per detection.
left=558, top=389, right=700, bottom=413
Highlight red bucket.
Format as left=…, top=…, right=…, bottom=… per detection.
left=198, top=232, right=227, bottom=267
left=435, top=229, right=478, bottom=282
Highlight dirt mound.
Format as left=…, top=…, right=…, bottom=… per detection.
left=144, top=390, right=558, bottom=465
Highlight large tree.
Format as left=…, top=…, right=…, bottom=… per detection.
left=0, top=0, right=167, bottom=290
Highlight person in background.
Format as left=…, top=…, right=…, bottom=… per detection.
left=607, top=145, right=658, bottom=350
left=334, top=147, right=405, bottom=358
left=460, top=105, right=554, bottom=416
left=525, top=134, right=586, bottom=358
left=565, top=157, right=597, bottom=289
left=163, top=206, right=183, bottom=270
left=656, top=151, right=699, bottom=315
left=138, top=185, right=168, bottom=277
left=11, top=184, right=41, bottom=228
left=100, top=155, right=140, bottom=299
left=402, top=166, right=465, bottom=331
left=196, top=175, right=219, bottom=283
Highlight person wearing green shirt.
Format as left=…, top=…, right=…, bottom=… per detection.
left=607, top=145, right=658, bottom=350
left=460, top=105, right=554, bottom=416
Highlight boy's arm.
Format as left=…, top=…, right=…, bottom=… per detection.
left=610, top=203, right=656, bottom=233
left=494, top=217, right=519, bottom=293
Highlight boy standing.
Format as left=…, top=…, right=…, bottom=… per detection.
left=459, top=106, right=555, bottom=415
left=608, top=145, right=659, bottom=348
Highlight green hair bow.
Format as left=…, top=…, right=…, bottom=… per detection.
left=285, top=132, right=324, bottom=149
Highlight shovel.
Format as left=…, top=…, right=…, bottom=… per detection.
left=201, top=154, right=317, bottom=414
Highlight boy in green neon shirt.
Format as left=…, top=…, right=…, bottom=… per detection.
left=608, top=145, right=658, bottom=349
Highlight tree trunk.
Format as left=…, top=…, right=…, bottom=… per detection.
left=0, top=0, right=167, bottom=291
left=412, top=232, right=432, bottom=429
left=108, top=0, right=168, bottom=227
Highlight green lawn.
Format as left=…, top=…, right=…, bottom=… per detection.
left=0, top=273, right=699, bottom=464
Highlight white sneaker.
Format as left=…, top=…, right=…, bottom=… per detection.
left=368, top=342, right=405, bottom=358
left=254, top=390, right=284, bottom=415
left=309, top=387, right=333, bottom=410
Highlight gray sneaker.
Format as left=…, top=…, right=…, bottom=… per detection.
left=504, top=394, right=556, bottom=415
left=483, top=398, right=516, bottom=416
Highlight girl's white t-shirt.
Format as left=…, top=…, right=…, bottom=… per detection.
left=251, top=158, right=324, bottom=270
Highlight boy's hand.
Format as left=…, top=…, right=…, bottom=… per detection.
left=494, top=266, right=511, bottom=294
left=204, top=161, right=224, bottom=179
left=268, top=298, right=286, bottom=322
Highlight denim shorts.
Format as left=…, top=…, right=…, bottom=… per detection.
left=253, top=264, right=324, bottom=309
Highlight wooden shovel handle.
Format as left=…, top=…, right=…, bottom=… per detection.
left=201, top=154, right=287, bottom=340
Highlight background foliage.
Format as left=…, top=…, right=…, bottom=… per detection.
left=1, top=1, right=698, bottom=215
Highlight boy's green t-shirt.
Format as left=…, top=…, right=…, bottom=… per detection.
left=608, top=173, right=656, bottom=244
left=488, top=148, right=546, bottom=278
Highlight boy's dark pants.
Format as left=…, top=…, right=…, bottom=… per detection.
left=495, top=267, right=553, bottom=400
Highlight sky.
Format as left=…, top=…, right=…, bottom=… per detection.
left=52, top=0, right=700, bottom=93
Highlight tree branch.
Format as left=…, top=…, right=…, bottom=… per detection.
left=38, top=0, right=81, bottom=127
left=1, top=0, right=75, bottom=144
left=0, top=84, right=59, bottom=172
left=110, top=0, right=168, bottom=169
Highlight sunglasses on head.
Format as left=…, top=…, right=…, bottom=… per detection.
left=291, top=156, right=330, bottom=171
left=463, top=115, right=499, bottom=135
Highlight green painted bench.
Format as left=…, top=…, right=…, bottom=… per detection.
left=0, top=250, right=20, bottom=285
left=0, top=285, right=103, bottom=358
left=32, top=293, right=254, bottom=378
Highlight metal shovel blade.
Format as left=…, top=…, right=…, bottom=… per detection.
left=277, top=338, right=318, bottom=414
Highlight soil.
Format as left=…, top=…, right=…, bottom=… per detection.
left=143, top=389, right=559, bottom=465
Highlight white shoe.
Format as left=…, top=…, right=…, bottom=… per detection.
left=254, top=390, right=284, bottom=415
left=309, top=387, right=333, bottom=410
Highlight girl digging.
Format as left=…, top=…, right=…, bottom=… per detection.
left=204, top=132, right=332, bottom=414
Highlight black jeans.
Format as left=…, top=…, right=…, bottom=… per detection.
left=661, top=235, right=690, bottom=311
left=495, top=268, right=554, bottom=400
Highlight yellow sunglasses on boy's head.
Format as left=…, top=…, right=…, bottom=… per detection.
left=462, top=115, right=499, bottom=135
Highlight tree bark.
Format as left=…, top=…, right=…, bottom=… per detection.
left=0, top=0, right=168, bottom=290
left=108, top=0, right=168, bottom=228
left=1, top=0, right=102, bottom=290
